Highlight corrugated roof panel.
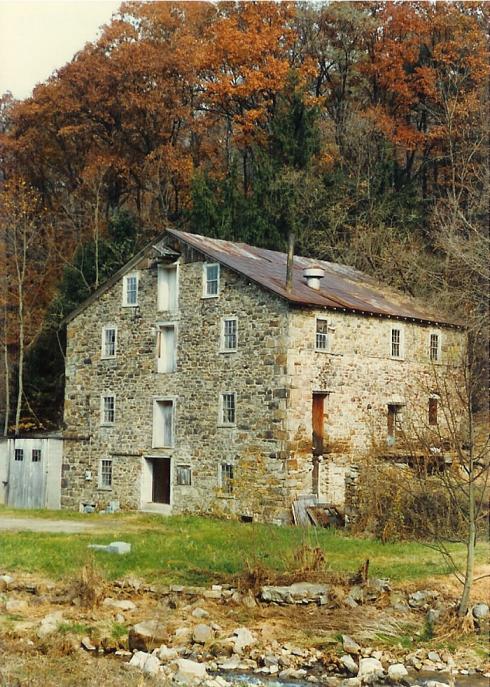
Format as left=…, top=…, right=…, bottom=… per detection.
left=169, top=229, right=459, bottom=327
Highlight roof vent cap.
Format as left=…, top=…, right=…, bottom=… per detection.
left=303, top=266, right=325, bottom=290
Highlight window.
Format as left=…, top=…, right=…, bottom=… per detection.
left=14, top=449, right=23, bottom=462
left=203, top=263, right=220, bottom=297
left=222, top=317, right=237, bottom=351
left=123, top=273, right=138, bottom=306
left=32, top=449, right=41, bottom=462
left=316, top=318, right=329, bottom=351
left=391, top=327, right=403, bottom=358
left=176, top=465, right=192, bottom=486
left=220, top=463, right=234, bottom=494
left=429, top=333, right=441, bottom=362
left=429, top=396, right=439, bottom=426
left=158, top=264, right=178, bottom=312
left=153, top=399, right=175, bottom=448
left=157, top=324, right=176, bottom=373
left=220, top=393, right=236, bottom=425
left=99, top=459, right=113, bottom=489
left=101, top=395, right=115, bottom=425
left=101, top=326, right=117, bottom=358
left=387, top=404, right=403, bottom=444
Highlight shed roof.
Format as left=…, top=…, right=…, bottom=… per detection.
left=62, top=227, right=460, bottom=328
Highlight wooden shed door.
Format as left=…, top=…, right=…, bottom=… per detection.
left=312, top=394, right=327, bottom=456
left=152, top=458, right=171, bottom=504
left=8, top=439, right=45, bottom=509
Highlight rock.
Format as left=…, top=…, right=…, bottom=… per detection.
left=174, top=658, right=208, bottom=684
left=128, top=619, right=168, bottom=651
left=358, top=658, right=383, bottom=682
left=408, top=590, right=438, bottom=609
left=340, top=654, right=358, bottom=675
left=342, top=635, right=361, bottom=655
left=387, top=664, right=408, bottom=681
left=203, top=590, right=222, bottom=599
left=129, top=650, right=161, bottom=676
left=219, top=657, right=241, bottom=671
left=158, top=645, right=179, bottom=661
left=193, top=624, right=214, bottom=644
left=37, top=611, right=63, bottom=639
left=0, top=574, right=14, bottom=590
left=175, top=627, right=192, bottom=640
left=102, top=597, right=136, bottom=611
left=427, top=651, right=441, bottom=663
left=87, top=541, right=131, bottom=555
left=427, top=609, right=441, bottom=625
left=231, top=627, right=256, bottom=653
left=81, top=636, right=97, bottom=652
left=242, top=592, right=257, bottom=609
left=370, top=578, right=391, bottom=592
left=340, top=679, right=362, bottom=687
left=426, top=681, right=448, bottom=687
left=192, top=607, right=209, bottom=619
left=5, top=598, right=28, bottom=613
left=472, top=603, right=489, bottom=619
left=261, top=582, right=329, bottom=605
left=344, top=596, right=358, bottom=608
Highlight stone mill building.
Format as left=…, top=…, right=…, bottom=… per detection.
left=61, top=228, right=466, bottom=523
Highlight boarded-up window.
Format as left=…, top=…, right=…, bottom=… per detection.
left=176, top=465, right=191, bottom=486
left=387, top=404, right=403, bottom=443
left=153, top=400, right=174, bottom=447
left=429, top=396, right=438, bottom=425
left=204, top=263, right=220, bottom=297
left=158, top=265, right=178, bottom=311
left=158, top=325, right=176, bottom=373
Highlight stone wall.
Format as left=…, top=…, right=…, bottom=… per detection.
left=284, top=306, right=466, bottom=508
left=62, top=240, right=291, bottom=521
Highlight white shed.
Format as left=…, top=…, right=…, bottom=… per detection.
left=0, top=434, right=63, bottom=509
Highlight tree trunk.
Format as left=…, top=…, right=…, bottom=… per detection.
left=14, top=286, right=23, bottom=435
left=3, top=323, right=9, bottom=436
left=458, top=406, right=476, bottom=616
left=286, top=231, right=295, bottom=292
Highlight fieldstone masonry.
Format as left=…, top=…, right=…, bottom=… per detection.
left=62, top=233, right=466, bottom=523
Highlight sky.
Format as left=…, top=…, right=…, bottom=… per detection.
left=0, top=0, right=122, bottom=99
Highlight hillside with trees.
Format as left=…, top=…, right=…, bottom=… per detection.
left=0, top=0, right=488, bottom=429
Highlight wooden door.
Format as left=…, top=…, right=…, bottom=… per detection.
left=8, top=439, right=45, bottom=509
left=312, top=394, right=326, bottom=456
left=152, top=458, right=171, bottom=504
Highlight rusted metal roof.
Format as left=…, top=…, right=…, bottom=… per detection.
left=169, top=229, right=459, bottom=327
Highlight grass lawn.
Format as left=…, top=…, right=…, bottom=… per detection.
left=0, top=508, right=487, bottom=586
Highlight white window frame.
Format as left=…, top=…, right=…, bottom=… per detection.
left=100, top=394, right=116, bottom=426
left=203, top=262, right=220, bottom=298
left=429, top=331, right=442, bottom=363
left=221, top=316, right=238, bottom=352
left=176, top=464, right=192, bottom=486
left=157, top=322, right=177, bottom=373
left=219, top=392, right=236, bottom=427
left=219, top=462, right=234, bottom=495
left=390, top=326, right=404, bottom=359
left=98, top=458, right=113, bottom=490
left=157, top=263, right=179, bottom=312
left=315, top=317, right=329, bottom=352
left=101, top=325, right=117, bottom=359
left=152, top=397, right=176, bottom=448
left=122, top=271, right=139, bottom=307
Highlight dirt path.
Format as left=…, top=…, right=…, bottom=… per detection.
left=0, top=516, right=99, bottom=533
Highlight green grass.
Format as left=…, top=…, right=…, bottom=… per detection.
left=0, top=510, right=487, bottom=585
left=58, top=622, right=94, bottom=635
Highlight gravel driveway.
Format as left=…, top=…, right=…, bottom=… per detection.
left=0, top=516, right=97, bottom=533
